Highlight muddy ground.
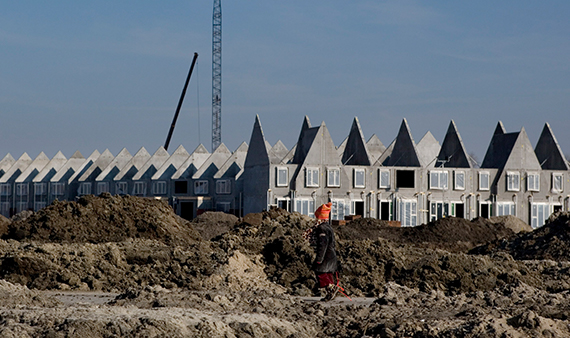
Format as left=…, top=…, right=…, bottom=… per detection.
left=1, top=195, right=570, bottom=337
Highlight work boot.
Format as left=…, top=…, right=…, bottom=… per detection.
left=321, top=284, right=339, bottom=302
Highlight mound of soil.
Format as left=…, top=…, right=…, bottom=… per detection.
left=3, top=194, right=201, bottom=246
left=471, top=212, right=570, bottom=261
left=0, top=214, right=9, bottom=237
left=191, top=211, right=238, bottom=240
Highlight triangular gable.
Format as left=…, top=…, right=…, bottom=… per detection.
left=494, top=121, right=506, bottom=135
left=152, top=145, right=190, bottom=180
left=281, top=144, right=296, bottom=164
left=33, top=151, right=68, bottom=182
left=0, top=153, right=33, bottom=183
left=193, top=143, right=232, bottom=179
left=114, top=147, right=152, bottom=181
left=535, top=123, right=569, bottom=170
left=66, top=150, right=101, bottom=184
left=15, top=152, right=51, bottom=182
left=481, top=122, right=519, bottom=169
left=50, top=150, right=89, bottom=183
left=96, top=148, right=133, bottom=181
left=366, top=134, right=386, bottom=164
left=244, top=115, right=270, bottom=168
left=337, top=137, right=347, bottom=158
left=269, top=140, right=289, bottom=164
left=78, top=149, right=115, bottom=182
left=502, top=127, right=541, bottom=171
left=133, top=147, right=170, bottom=180
left=417, top=132, right=441, bottom=168
left=374, top=139, right=395, bottom=166
left=171, top=144, right=210, bottom=180
left=384, top=119, right=421, bottom=167
left=292, top=116, right=317, bottom=164
left=214, top=142, right=249, bottom=179
left=341, top=117, right=371, bottom=165
left=0, top=154, right=16, bottom=178
left=436, top=120, right=472, bottom=168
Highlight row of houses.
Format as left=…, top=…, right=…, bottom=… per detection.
left=1, top=116, right=569, bottom=228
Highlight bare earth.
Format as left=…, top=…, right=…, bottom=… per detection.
left=1, top=195, right=570, bottom=337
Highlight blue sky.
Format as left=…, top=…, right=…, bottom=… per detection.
left=1, top=1, right=569, bottom=164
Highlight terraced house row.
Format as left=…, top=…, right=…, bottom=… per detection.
left=1, top=116, right=569, bottom=229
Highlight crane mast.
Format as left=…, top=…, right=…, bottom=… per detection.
left=212, top=0, right=222, bottom=151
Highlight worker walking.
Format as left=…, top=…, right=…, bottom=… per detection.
left=304, top=202, right=340, bottom=301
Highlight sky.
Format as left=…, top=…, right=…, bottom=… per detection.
left=1, top=1, right=570, bottom=165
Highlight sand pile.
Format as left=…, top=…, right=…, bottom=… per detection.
left=191, top=211, right=238, bottom=240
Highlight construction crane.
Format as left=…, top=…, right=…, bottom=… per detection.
left=212, top=0, right=222, bottom=151
left=164, top=52, right=199, bottom=151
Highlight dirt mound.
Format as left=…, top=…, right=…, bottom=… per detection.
left=191, top=211, right=238, bottom=240
left=0, top=279, right=61, bottom=308
left=0, top=214, right=9, bottom=237
left=3, top=194, right=201, bottom=246
left=471, top=211, right=570, bottom=261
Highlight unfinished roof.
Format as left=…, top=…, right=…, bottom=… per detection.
left=33, top=151, right=68, bottom=182
left=281, top=144, right=296, bottom=164
left=50, top=150, right=89, bottom=183
left=297, top=122, right=343, bottom=167
left=337, top=137, right=348, bottom=158
left=0, top=154, right=16, bottom=179
left=192, top=143, right=231, bottom=179
left=502, top=127, right=542, bottom=171
left=341, top=117, right=372, bottom=166
left=383, top=119, right=421, bottom=167
left=152, top=145, right=190, bottom=180
left=0, top=153, right=33, bottom=183
left=268, top=140, right=289, bottom=164
left=77, top=149, right=115, bottom=182
left=114, top=147, right=152, bottom=181
left=96, top=148, right=133, bottom=181
left=244, top=115, right=270, bottom=168
left=132, top=147, right=170, bottom=180
left=291, top=116, right=317, bottom=165
left=15, top=152, right=50, bottom=183
left=416, top=132, right=441, bottom=169
left=366, top=134, right=386, bottom=164
left=436, top=120, right=472, bottom=168
left=535, top=123, right=569, bottom=170
left=374, top=139, right=395, bottom=166
left=214, top=142, right=249, bottom=179
left=171, top=144, right=210, bottom=180
left=482, top=124, right=541, bottom=170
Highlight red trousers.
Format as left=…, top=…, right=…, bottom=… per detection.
left=316, top=272, right=335, bottom=288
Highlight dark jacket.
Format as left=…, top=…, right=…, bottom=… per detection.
left=312, top=221, right=338, bottom=273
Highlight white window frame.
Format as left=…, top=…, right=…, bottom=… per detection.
left=97, top=182, right=109, bottom=195
left=496, top=202, right=515, bottom=216
left=34, top=183, right=46, bottom=196
left=216, top=202, right=231, bottom=212
left=327, top=168, right=340, bottom=188
left=16, top=183, right=29, bottom=196
left=399, top=199, right=417, bottom=227
left=116, top=182, right=128, bottom=195
left=506, top=171, right=520, bottom=192
left=429, top=170, right=448, bottom=190
left=194, top=180, right=209, bottom=195
left=78, top=182, right=91, bottom=195
left=132, top=182, right=146, bottom=196
left=379, top=169, right=390, bottom=189
left=216, top=179, right=231, bottom=194
left=16, top=201, right=28, bottom=212
left=305, top=168, right=319, bottom=187
left=527, top=172, right=540, bottom=192
left=353, top=168, right=365, bottom=188
left=479, top=171, right=490, bottom=191
left=34, top=201, right=46, bottom=211
left=295, top=198, right=315, bottom=217
left=0, top=184, right=11, bottom=196
left=51, top=183, right=65, bottom=196
left=1, top=202, right=10, bottom=216
left=330, top=199, right=349, bottom=221
left=454, top=171, right=465, bottom=190
left=531, top=203, right=550, bottom=229
left=152, top=181, right=167, bottom=195
left=552, top=173, right=563, bottom=193
left=276, top=167, right=288, bottom=187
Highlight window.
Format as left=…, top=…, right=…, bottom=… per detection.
left=327, top=168, right=340, bottom=187
left=454, top=171, right=465, bottom=190
left=306, top=168, right=319, bottom=187
left=276, top=167, right=288, bottom=187
left=396, top=170, right=415, bottom=188
left=16, top=183, right=29, bottom=196
left=0, top=202, right=10, bottom=216
left=429, top=171, right=448, bottom=190
left=116, top=182, right=128, bottom=195
left=0, top=184, right=11, bottom=196
left=295, top=199, right=315, bottom=217
left=194, top=180, right=209, bottom=194
left=34, top=201, right=46, bottom=211
left=216, top=179, right=231, bottom=194
left=399, top=199, right=417, bottom=227
left=51, top=183, right=65, bottom=196
left=331, top=199, right=349, bottom=220
left=16, top=202, right=28, bottom=212
left=354, top=169, right=365, bottom=188
left=132, top=182, right=146, bottom=196
left=552, top=173, right=563, bottom=193
left=97, top=182, right=109, bottom=195
left=479, top=172, right=490, bottom=191
left=78, top=182, right=91, bottom=195
left=152, top=181, right=167, bottom=195
left=174, top=181, right=188, bottom=194
left=379, top=170, right=390, bottom=189
left=496, top=202, right=515, bottom=216
left=216, top=202, right=231, bottom=213
left=506, top=171, right=520, bottom=191
left=527, top=173, right=540, bottom=192
left=34, top=183, right=46, bottom=196
left=531, top=203, right=550, bottom=229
